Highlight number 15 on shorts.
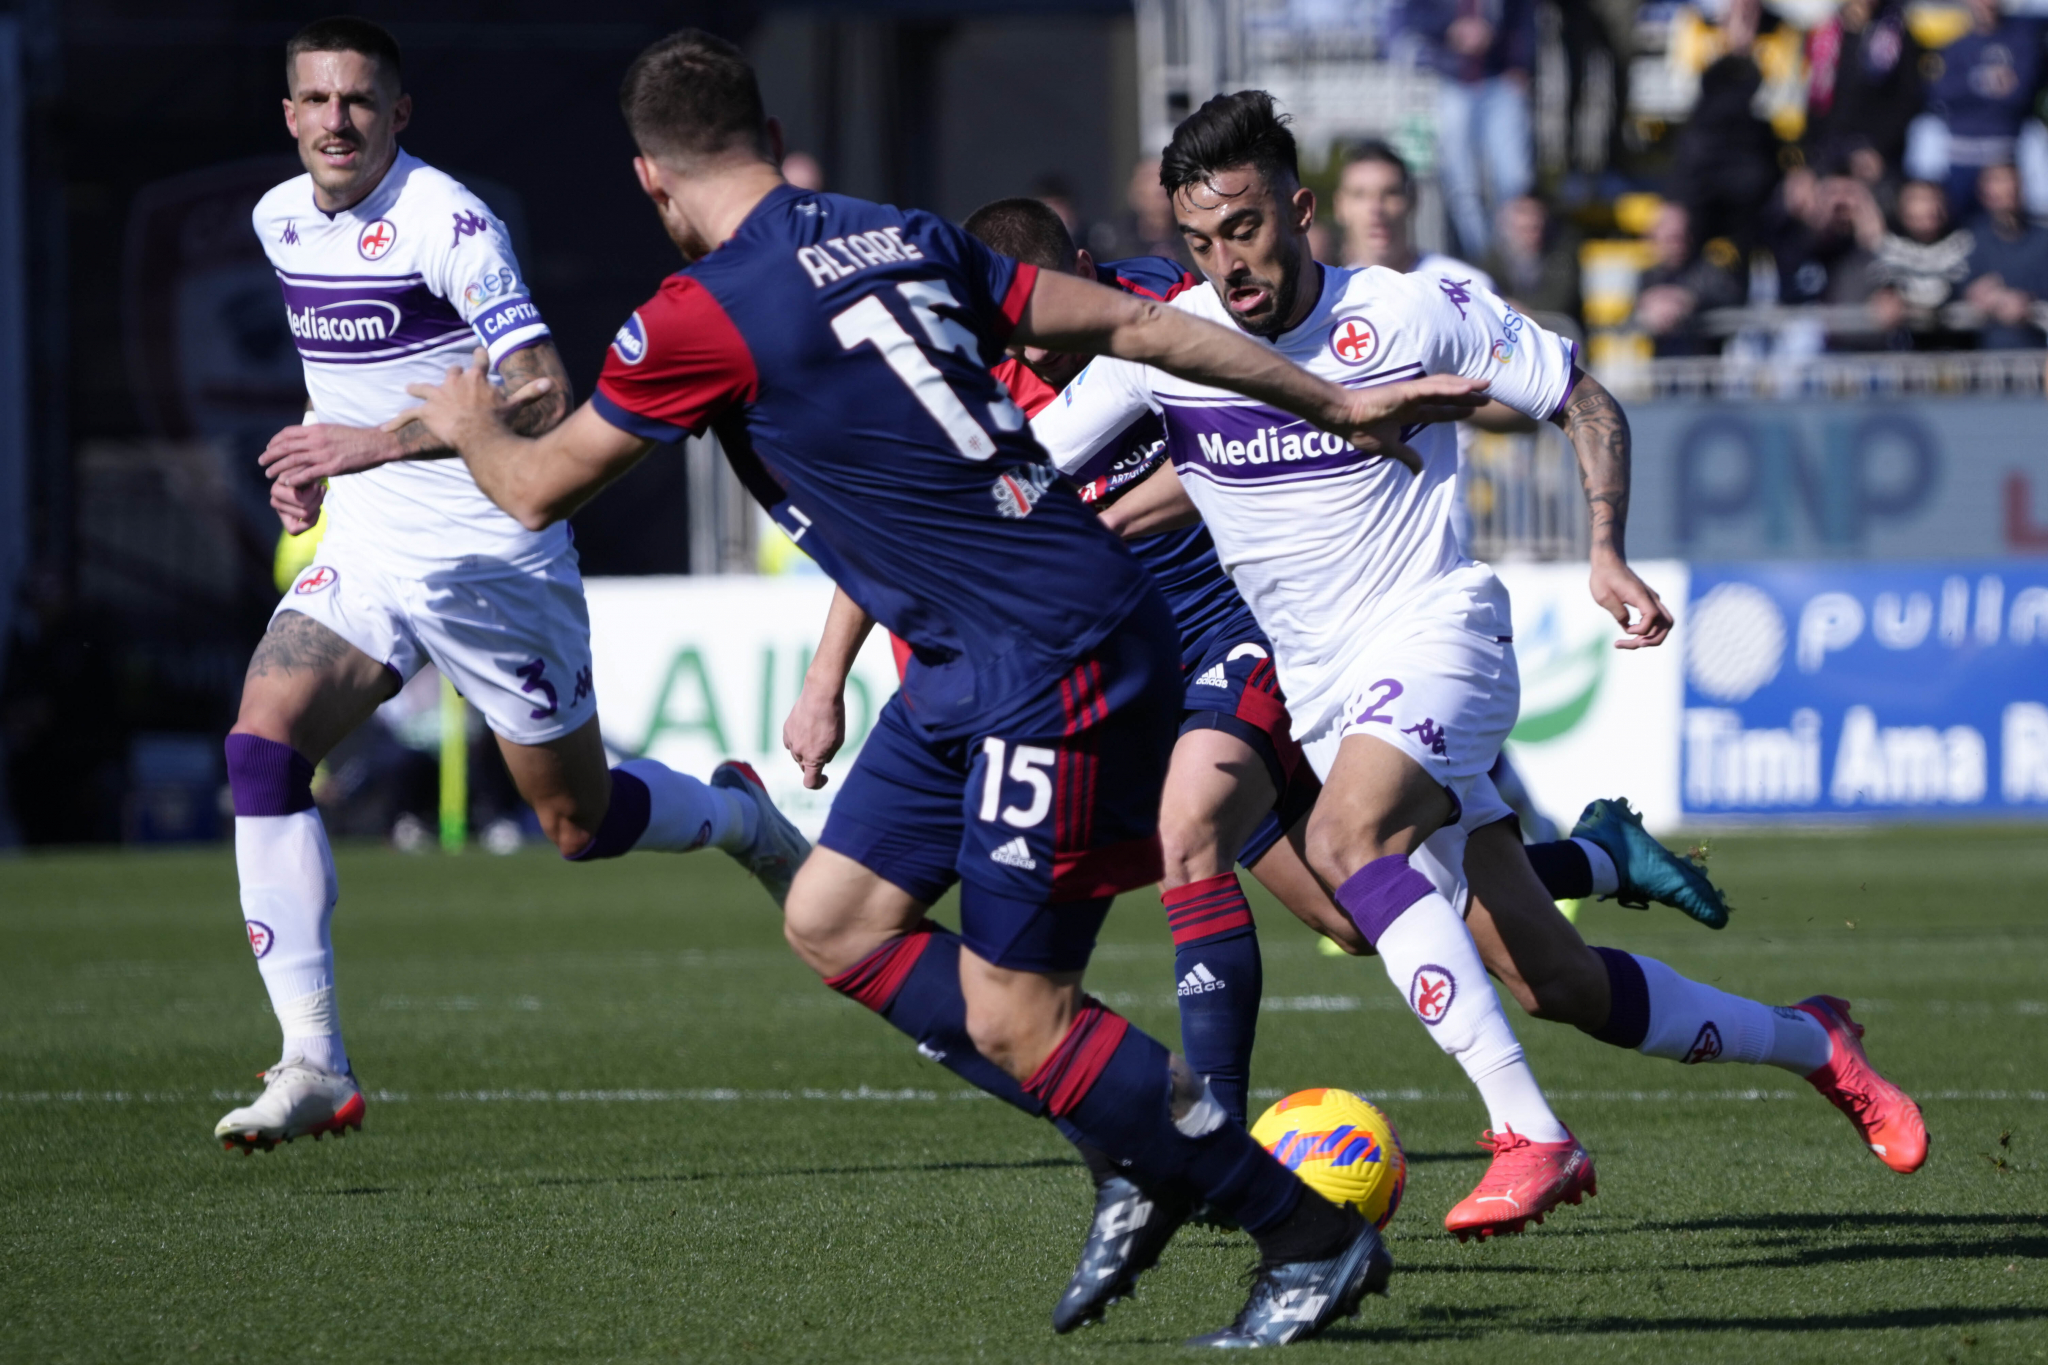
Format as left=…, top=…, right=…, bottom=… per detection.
left=978, top=738, right=1055, bottom=828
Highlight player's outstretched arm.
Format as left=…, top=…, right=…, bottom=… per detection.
left=784, top=587, right=877, bottom=790
left=1097, top=462, right=1201, bottom=539
left=1013, top=269, right=1490, bottom=471
left=1551, top=371, right=1673, bottom=650
left=261, top=341, right=573, bottom=490
left=398, top=350, right=651, bottom=530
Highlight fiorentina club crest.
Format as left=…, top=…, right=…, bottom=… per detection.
left=1327, top=316, right=1379, bottom=367
left=1682, top=1021, right=1725, bottom=1064
left=357, top=217, right=398, bottom=260
left=1409, top=964, right=1455, bottom=1025
left=294, top=565, right=339, bottom=595
left=247, top=921, right=274, bottom=958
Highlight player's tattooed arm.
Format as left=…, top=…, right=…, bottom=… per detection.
left=1014, top=268, right=1488, bottom=472
left=784, top=587, right=877, bottom=790
left=259, top=342, right=569, bottom=489
left=496, top=341, right=574, bottom=438
left=1551, top=371, right=1674, bottom=649
left=398, top=349, right=650, bottom=529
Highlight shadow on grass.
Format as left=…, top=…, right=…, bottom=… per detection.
left=1633, top=1211, right=2047, bottom=1234
left=1325, top=1303, right=2048, bottom=1343
left=527, top=1155, right=1081, bottom=1189
left=1404, top=1148, right=1492, bottom=1165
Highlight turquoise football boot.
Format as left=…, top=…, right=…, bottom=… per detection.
left=1570, top=798, right=1730, bottom=929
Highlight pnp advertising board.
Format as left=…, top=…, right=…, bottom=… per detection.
left=1681, top=561, right=2048, bottom=820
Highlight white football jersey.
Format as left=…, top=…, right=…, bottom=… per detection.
left=254, top=149, right=562, bottom=571
left=1032, top=263, right=1576, bottom=736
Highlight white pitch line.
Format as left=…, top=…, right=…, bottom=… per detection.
left=4, top=1087, right=2045, bottom=1105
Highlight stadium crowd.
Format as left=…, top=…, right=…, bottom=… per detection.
left=1103, top=0, right=2048, bottom=358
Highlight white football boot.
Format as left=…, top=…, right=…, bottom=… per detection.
left=710, top=760, right=811, bottom=908
left=214, top=1057, right=365, bottom=1153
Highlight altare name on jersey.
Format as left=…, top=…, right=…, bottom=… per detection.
left=795, top=226, right=927, bottom=288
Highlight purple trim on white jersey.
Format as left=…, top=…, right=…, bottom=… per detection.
left=278, top=272, right=472, bottom=365
left=1158, top=363, right=1427, bottom=486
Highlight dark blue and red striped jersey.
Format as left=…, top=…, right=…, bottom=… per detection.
left=591, top=186, right=1154, bottom=740
left=1017, top=255, right=1260, bottom=674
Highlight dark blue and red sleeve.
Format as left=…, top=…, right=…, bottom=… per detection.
left=592, top=275, right=760, bottom=444
left=1100, top=255, right=1200, bottom=303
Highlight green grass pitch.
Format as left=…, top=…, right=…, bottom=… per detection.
left=2, top=826, right=2044, bottom=1363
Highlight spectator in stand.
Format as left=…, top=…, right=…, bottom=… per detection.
left=1913, top=0, right=2048, bottom=223
left=1866, top=178, right=1978, bottom=345
left=1115, top=156, right=1183, bottom=262
left=1482, top=193, right=1583, bottom=327
left=1393, top=0, right=1536, bottom=257
left=1964, top=163, right=2048, bottom=347
left=1634, top=201, right=1746, bottom=356
left=1803, top=0, right=1922, bottom=189
left=1766, top=167, right=1884, bottom=311
left=1671, top=18, right=1784, bottom=256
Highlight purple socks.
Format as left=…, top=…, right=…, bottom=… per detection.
left=224, top=735, right=315, bottom=816
left=1332, top=854, right=1436, bottom=946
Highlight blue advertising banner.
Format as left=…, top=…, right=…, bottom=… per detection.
left=1682, top=561, right=2048, bottom=818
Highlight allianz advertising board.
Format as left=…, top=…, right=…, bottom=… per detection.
left=1681, top=562, right=2048, bottom=819
left=1629, top=399, right=2048, bottom=561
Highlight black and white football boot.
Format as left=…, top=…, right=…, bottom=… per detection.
left=1051, top=1173, right=1194, bottom=1333
left=1185, top=1220, right=1393, bottom=1348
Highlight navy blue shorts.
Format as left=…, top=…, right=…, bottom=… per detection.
left=1176, top=630, right=1315, bottom=868
left=820, top=603, right=1181, bottom=973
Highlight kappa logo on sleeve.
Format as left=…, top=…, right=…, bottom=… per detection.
left=450, top=210, right=492, bottom=246
left=611, top=312, right=649, bottom=365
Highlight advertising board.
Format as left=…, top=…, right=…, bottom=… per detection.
left=1680, top=561, right=2048, bottom=819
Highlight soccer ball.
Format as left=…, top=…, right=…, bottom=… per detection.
left=1250, top=1088, right=1407, bottom=1229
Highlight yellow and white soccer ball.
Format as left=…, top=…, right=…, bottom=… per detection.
left=1250, top=1088, right=1407, bottom=1229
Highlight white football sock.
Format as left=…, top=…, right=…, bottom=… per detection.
left=1632, top=954, right=1832, bottom=1073
left=1378, top=892, right=1571, bottom=1142
left=236, top=810, right=348, bottom=1076
left=619, top=758, right=754, bottom=852
left=1572, top=837, right=1620, bottom=897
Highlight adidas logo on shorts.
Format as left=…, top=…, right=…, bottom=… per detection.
left=1193, top=663, right=1229, bottom=688
left=1177, top=963, right=1223, bottom=996
left=989, top=836, right=1036, bottom=870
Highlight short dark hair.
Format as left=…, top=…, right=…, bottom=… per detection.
left=285, top=17, right=403, bottom=92
left=620, top=29, right=769, bottom=164
left=963, top=197, right=1077, bottom=271
left=1159, top=91, right=1299, bottom=198
left=1340, top=139, right=1412, bottom=195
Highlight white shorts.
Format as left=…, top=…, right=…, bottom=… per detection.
left=1298, top=618, right=1520, bottom=911
left=274, top=540, right=597, bottom=746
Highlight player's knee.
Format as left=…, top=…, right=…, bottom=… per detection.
left=530, top=799, right=599, bottom=858
left=962, top=1001, right=1030, bottom=1079
left=1158, top=815, right=1230, bottom=888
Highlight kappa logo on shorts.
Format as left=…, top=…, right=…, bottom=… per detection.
left=989, top=836, right=1037, bottom=870
left=246, top=921, right=274, bottom=958
left=1682, top=1021, right=1724, bottom=1064
left=1409, top=964, right=1456, bottom=1024
left=1327, top=316, right=1380, bottom=367
left=1403, top=718, right=1448, bottom=756
left=294, top=566, right=339, bottom=595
